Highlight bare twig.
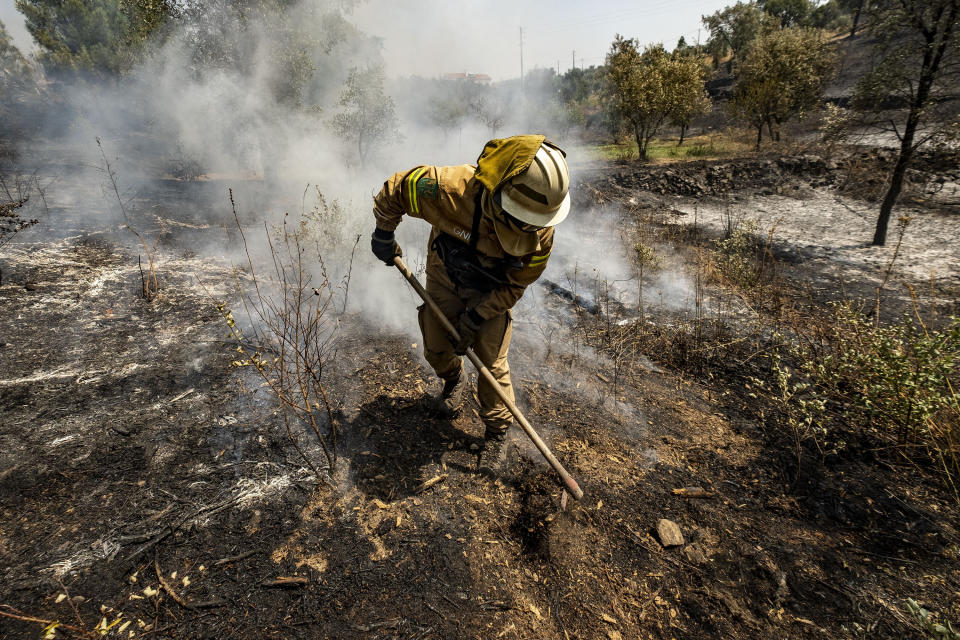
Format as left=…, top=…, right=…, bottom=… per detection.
left=214, top=550, right=258, bottom=566
left=155, top=553, right=194, bottom=610
left=97, top=137, right=160, bottom=301
left=0, top=605, right=94, bottom=638
left=261, top=577, right=308, bottom=588
left=219, top=191, right=340, bottom=481
left=341, top=233, right=361, bottom=313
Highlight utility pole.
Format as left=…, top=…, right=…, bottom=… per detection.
left=519, top=26, right=524, bottom=95
left=572, top=50, right=575, bottom=72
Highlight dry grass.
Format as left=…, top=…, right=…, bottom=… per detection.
left=590, top=128, right=756, bottom=164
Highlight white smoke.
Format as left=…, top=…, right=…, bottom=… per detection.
left=5, top=0, right=682, bottom=352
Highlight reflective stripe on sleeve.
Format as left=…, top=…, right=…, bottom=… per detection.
left=405, top=167, right=429, bottom=214
left=529, top=252, right=550, bottom=267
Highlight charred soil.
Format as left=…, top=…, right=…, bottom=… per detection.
left=1, top=151, right=959, bottom=639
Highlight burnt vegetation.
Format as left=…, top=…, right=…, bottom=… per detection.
left=0, top=0, right=959, bottom=639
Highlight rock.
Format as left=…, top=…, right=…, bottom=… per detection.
left=656, top=518, right=685, bottom=548
left=683, top=543, right=708, bottom=564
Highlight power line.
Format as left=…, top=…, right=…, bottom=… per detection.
left=536, top=0, right=703, bottom=35
left=520, top=26, right=525, bottom=93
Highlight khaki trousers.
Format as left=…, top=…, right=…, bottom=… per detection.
left=417, top=262, right=514, bottom=434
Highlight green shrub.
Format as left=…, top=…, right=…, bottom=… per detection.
left=906, top=598, right=960, bottom=640
left=712, top=220, right=760, bottom=288
left=752, top=305, right=960, bottom=486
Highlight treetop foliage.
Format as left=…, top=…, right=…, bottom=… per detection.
left=331, top=65, right=400, bottom=165
left=702, top=2, right=773, bottom=69
left=0, top=19, right=34, bottom=93
left=852, top=0, right=959, bottom=116
left=731, top=27, right=835, bottom=147
left=15, top=0, right=177, bottom=75
left=605, top=36, right=711, bottom=159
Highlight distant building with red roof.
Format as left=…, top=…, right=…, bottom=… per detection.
left=443, top=72, right=492, bottom=84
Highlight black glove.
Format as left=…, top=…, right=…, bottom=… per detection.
left=454, top=309, right=485, bottom=355
left=371, top=228, right=402, bottom=265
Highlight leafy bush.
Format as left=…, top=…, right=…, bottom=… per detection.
left=712, top=219, right=760, bottom=288
left=906, top=598, right=960, bottom=640
left=752, top=305, right=960, bottom=486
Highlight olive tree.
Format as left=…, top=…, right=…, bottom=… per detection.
left=606, top=37, right=709, bottom=160
left=702, top=2, right=769, bottom=71
left=331, top=65, right=400, bottom=166
left=759, top=0, right=815, bottom=26
left=669, top=53, right=711, bottom=145
left=731, top=27, right=834, bottom=149
left=851, top=0, right=959, bottom=246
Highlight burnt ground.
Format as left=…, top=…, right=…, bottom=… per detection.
left=1, top=151, right=959, bottom=640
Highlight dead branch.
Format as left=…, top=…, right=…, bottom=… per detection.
left=0, top=605, right=94, bottom=638
left=155, top=553, right=194, bottom=610
left=124, top=495, right=239, bottom=563
left=261, top=577, right=308, bottom=588
left=213, top=550, right=258, bottom=566
left=415, top=474, right=447, bottom=494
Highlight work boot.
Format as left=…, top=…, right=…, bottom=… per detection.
left=477, top=428, right=509, bottom=475
left=435, top=370, right=465, bottom=418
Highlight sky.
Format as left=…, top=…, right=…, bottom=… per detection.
left=0, top=0, right=733, bottom=80
left=350, top=0, right=732, bottom=79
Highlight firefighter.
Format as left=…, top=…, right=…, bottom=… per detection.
left=370, top=134, right=571, bottom=473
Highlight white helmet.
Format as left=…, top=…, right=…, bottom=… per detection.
left=498, top=142, right=570, bottom=228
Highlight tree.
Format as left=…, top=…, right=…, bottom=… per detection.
left=428, top=87, right=470, bottom=142
left=838, top=0, right=868, bottom=37
left=606, top=37, right=711, bottom=160
left=0, top=20, right=34, bottom=95
left=331, top=65, right=400, bottom=165
left=731, top=27, right=834, bottom=149
left=471, top=86, right=513, bottom=137
left=759, top=0, right=815, bottom=26
left=669, top=53, right=711, bottom=145
left=16, top=0, right=176, bottom=75
left=809, top=0, right=844, bottom=29
left=851, top=0, right=959, bottom=246
left=702, top=2, right=769, bottom=71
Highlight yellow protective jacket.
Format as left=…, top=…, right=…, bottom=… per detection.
left=373, top=163, right=553, bottom=320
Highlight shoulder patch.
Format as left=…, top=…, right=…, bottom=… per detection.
left=416, top=177, right=439, bottom=200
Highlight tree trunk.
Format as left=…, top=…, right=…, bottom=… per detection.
left=850, top=0, right=864, bottom=38
left=678, top=123, right=687, bottom=146
left=635, top=125, right=647, bottom=161
left=767, top=119, right=777, bottom=144
left=873, top=117, right=918, bottom=245
left=755, top=124, right=763, bottom=150
left=873, top=20, right=947, bottom=245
